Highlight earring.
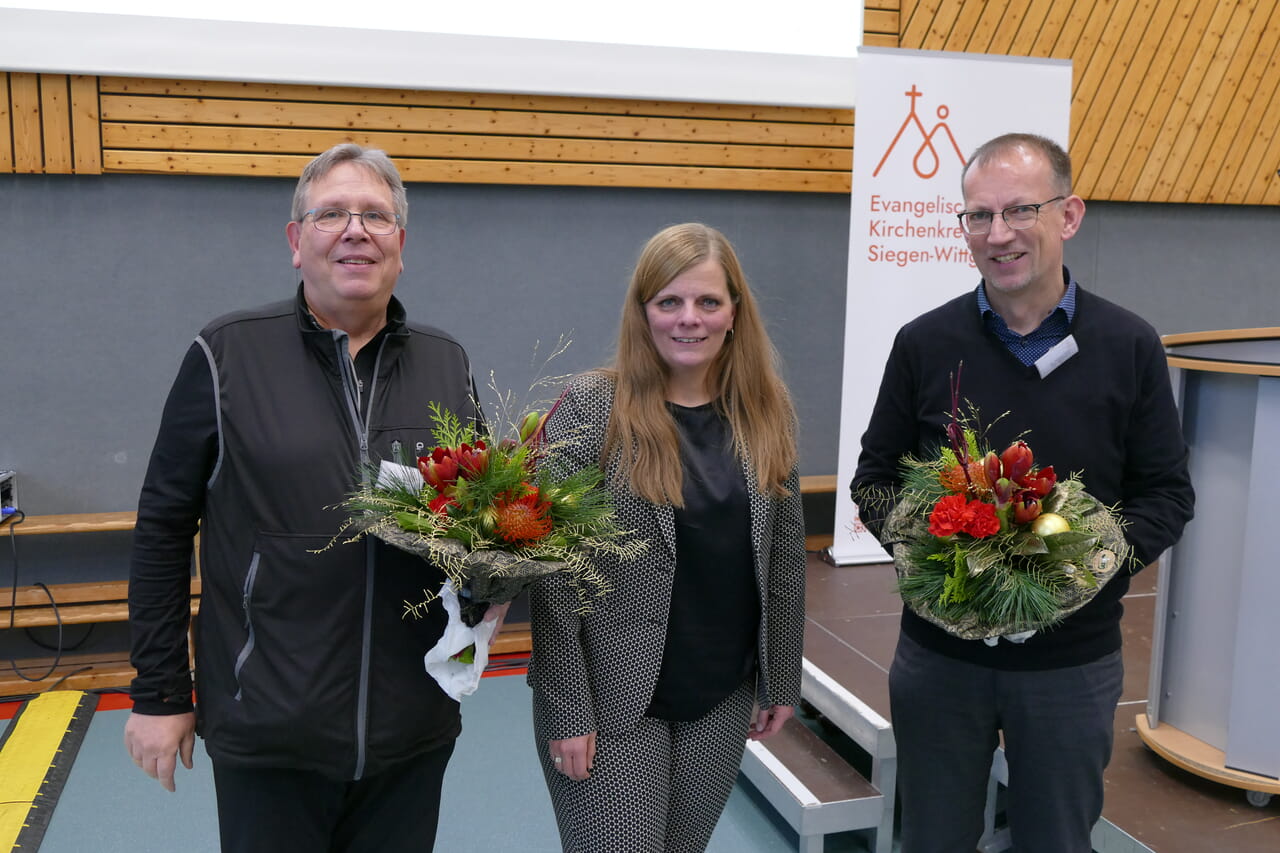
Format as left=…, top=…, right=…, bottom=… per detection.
left=726, top=328, right=735, bottom=341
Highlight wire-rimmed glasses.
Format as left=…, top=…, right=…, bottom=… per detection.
left=956, top=196, right=1066, bottom=235
left=302, top=207, right=402, bottom=235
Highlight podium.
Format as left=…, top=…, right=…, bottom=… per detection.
left=1140, top=328, right=1280, bottom=806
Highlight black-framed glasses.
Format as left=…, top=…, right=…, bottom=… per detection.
left=302, top=207, right=402, bottom=235
left=956, top=196, right=1066, bottom=235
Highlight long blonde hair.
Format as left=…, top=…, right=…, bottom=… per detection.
left=602, top=223, right=797, bottom=506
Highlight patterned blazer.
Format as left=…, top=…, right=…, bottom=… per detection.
left=527, top=371, right=807, bottom=740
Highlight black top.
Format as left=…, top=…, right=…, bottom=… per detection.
left=646, top=402, right=758, bottom=721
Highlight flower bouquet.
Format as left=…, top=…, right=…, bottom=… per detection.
left=337, top=394, right=643, bottom=696
left=345, top=402, right=642, bottom=620
left=882, top=408, right=1131, bottom=641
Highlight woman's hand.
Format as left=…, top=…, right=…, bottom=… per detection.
left=748, top=704, right=794, bottom=741
left=548, top=732, right=596, bottom=781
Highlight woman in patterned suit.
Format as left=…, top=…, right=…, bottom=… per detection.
left=528, top=223, right=807, bottom=852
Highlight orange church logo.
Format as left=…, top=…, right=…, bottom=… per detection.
left=873, top=85, right=966, bottom=180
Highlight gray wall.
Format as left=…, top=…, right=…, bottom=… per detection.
left=1, top=174, right=1278, bottom=526
left=0, top=174, right=850, bottom=517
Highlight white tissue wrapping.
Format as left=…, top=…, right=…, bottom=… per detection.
left=423, top=580, right=498, bottom=701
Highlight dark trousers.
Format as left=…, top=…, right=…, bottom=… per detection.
left=211, top=740, right=455, bottom=853
left=889, top=631, right=1124, bottom=853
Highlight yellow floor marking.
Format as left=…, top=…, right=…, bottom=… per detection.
left=0, top=691, right=86, bottom=850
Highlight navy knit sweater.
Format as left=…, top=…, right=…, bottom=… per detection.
left=851, top=283, right=1194, bottom=670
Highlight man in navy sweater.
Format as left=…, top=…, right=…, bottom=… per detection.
left=851, top=133, right=1194, bottom=852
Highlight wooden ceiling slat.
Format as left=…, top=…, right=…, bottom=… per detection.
left=101, top=149, right=851, bottom=192
left=97, top=77, right=851, bottom=125
left=98, top=95, right=852, bottom=149
left=1149, top=0, right=1259, bottom=201
left=1070, top=0, right=1160, bottom=198
left=100, top=123, right=852, bottom=171
left=0, top=75, right=13, bottom=172
left=9, top=73, right=42, bottom=173
left=1182, top=0, right=1275, bottom=202
left=69, top=74, right=102, bottom=174
left=1129, top=0, right=1237, bottom=201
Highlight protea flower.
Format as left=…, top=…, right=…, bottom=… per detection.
left=493, top=490, right=553, bottom=545
left=939, top=460, right=990, bottom=497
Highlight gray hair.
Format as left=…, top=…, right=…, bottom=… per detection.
left=291, top=143, right=408, bottom=226
left=961, top=133, right=1072, bottom=196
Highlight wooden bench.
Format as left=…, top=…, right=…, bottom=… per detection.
left=740, top=715, right=886, bottom=853
left=0, top=511, right=532, bottom=696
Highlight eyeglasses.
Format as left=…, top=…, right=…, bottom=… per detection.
left=302, top=207, right=401, bottom=235
left=956, top=196, right=1066, bottom=235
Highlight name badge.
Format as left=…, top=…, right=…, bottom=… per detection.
left=1035, top=335, right=1078, bottom=378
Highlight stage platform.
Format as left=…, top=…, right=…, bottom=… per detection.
left=802, top=549, right=1280, bottom=853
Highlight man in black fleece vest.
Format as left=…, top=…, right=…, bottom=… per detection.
left=852, top=133, right=1194, bottom=852
left=125, top=144, right=497, bottom=852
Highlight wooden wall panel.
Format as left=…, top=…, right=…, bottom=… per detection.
left=1, top=72, right=102, bottom=174
left=0, top=75, right=12, bottom=172
left=898, top=0, right=1280, bottom=205
left=9, top=73, right=42, bottom=173
left=69, top=75, right=102, bottom=174
left=6, top=0, right=1280, bottom=204
left=91, top=77, right=852, bottom=192
left=39, top=75, right=74, bottom=173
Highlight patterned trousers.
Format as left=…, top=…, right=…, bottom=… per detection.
left=532, top=680, right=756, bottom=853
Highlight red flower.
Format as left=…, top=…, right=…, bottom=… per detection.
left=963, top=501, right=1000, bottom=538
left=928, top=494, right=1001, bottom=538
left=928, top=494, right=972, bottom=537
left=428, top=493, right=458, bottom=515
left=1020, top=466, right=1056, bottom=498
left=1012, top=493, right=1042, bottom=525
left=493, top=490, right=553, bottom=545
left=419, top=450, right=460, bottom=493
left=454, top=441, right=489, bottom=478
left=1000, top=441, right=1035, bottom=483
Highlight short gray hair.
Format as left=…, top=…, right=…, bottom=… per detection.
left=961, top=133, right=1072, bottom=196
left=291, top=143, right=408, bottom=226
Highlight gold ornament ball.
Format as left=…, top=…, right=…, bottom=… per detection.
left=1032, top=512, right=1070, bottom=537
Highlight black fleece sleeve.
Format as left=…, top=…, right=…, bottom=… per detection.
left=850, top=330, right=919, bottom=542
left=128, top=341, right=217, bottom=715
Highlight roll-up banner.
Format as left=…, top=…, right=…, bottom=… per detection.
left=829, top=47, right=1072, bottom=565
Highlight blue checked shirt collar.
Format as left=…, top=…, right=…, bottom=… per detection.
left=977, top=270, right=1077, bottom=366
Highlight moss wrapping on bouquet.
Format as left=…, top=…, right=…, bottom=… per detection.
left=885, top=469, right=1132, bottom=640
